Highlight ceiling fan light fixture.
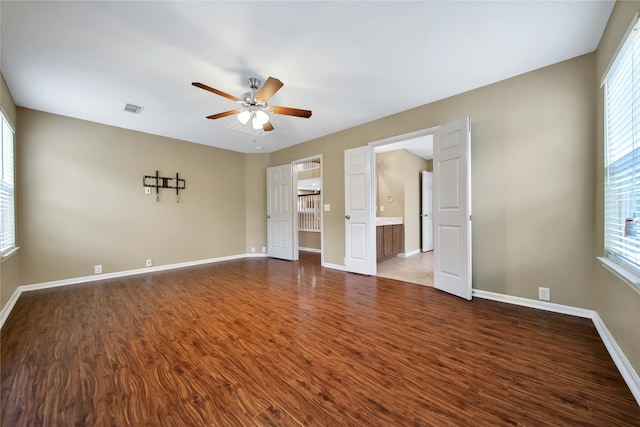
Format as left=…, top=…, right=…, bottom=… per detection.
left=252, top=115, right=264, bottom=129
left=255, top=110, right=269, bottom=125
left=237, top=110, right=251, bottom=124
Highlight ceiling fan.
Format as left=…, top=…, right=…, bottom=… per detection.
left=192, top=77, right=312, bottom=132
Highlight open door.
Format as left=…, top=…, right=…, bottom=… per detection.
left=267, top=164, right=295, bottom=260
left=433, top=117, right=472, bottom=300
left=421, top=171, right=434, bottom=252
left=344, top=146, right=375, bottom=275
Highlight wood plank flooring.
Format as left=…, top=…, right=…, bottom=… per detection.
left=2, top=252, right=639, bottom=426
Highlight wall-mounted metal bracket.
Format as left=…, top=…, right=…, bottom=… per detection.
left=143, top=170, right=186, bottom=203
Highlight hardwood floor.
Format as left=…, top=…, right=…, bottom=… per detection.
left=2, top=252, right=638, bottom=426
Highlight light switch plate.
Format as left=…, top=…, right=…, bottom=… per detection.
left=324, top=204, right=330, bottom=211
left=144, top=187, right=151, bottom=195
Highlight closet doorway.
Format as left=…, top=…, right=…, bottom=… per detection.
left=293, top=155, right=323, bottom=264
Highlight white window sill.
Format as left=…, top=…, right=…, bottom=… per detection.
left=1, top=247, right=19, bottom=263
left=598, top=257, right=640, bottom=295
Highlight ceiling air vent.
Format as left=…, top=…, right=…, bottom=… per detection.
left=122, top=103, right=143, bottom=114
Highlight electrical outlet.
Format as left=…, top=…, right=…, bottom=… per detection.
left=380, top=205, right=385, bottom=212
left=146, top=259, right=153, bottom=267
left=94, top=265, right=102, bottom=274
left=251, top=247, right=256, bottom=253
left=324, top=204, right=330, bottom=212
left=538, top=287, right=550, bottom=301
left=262, top=247, right=267, bottom=253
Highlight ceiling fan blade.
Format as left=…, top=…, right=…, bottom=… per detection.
left=192, top=82, right=240, bottom=102
left=263, top=121, right=274, bottom=132
left=271, top=106, right=312, bottom=118
left=255, top=77, right=284, bottom=102
left=206, top=109, right=241, bottom=120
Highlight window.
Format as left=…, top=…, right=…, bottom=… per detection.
left=0, top=112, right=16, bottom=257
left=603, top=15, right=640, bottom=277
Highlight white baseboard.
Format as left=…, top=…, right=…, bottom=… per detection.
left=592, top=312, right=640, bottom=406
left=472, top=289, right=594, bottom=318
left=19, top=253, right=249, bottom=293
left=0, top=286, right=23, bottom=330
left=473, top=289, right=640, bottom=406
left=398, top=249, right=421, bottom=258
left=322, top=262, right=349, bottom=272
left=246, top=253, right=268, bottom=258
left=299, top=247, right=321, bottom=254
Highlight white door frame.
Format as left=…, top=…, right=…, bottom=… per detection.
left=292, top=155, right=324, bottom=264
left=421, top=170, right=434, bottom=252
left=367, top=126, right=441, bottom=276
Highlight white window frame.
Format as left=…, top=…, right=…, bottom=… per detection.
left=1, top=110, right=17, bottom=260
left=600, top=12, right=640, bottom=291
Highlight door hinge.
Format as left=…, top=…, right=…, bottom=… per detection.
left=469, top=215, right=472, bottom=221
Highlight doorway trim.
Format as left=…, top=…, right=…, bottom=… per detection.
left=367, top=126, right=441, bottom=276
left=292, top=154, right=324, bottom=264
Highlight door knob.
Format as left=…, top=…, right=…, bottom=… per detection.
left=345, top=215, right=351, bottom=220
left=267, top=215, right=271, bottom=219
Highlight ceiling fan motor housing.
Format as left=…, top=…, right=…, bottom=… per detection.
left=248, top=78, right=261, bottom=90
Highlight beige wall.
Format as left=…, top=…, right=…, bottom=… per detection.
left=0, top=72, right=20, bottom=308
left=298, top=167, right=320, bottom=181
left=594, top=1, right=640, bottom=375
left=403, top=150, right=429, bottom=254
left=245, top=153, right=270, bottom=254
left=299, top=231, right=321, bottom=250
left=273, top=53, right=596, bottom=309
left=425, top=159, right=433, bottom=172
left=376, top=150, right=405, bottom=217
left=17, top=108, right=248, bottom=285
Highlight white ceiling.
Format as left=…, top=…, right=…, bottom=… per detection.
left=1, top=1, right=614, bottom=154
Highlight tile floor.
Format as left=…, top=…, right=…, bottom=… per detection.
left=376, top=250, right=434, bottom=286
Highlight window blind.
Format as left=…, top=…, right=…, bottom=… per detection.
left=604, top=18, right=640, bottom=275
left=0, top=113, right=15, bottom=255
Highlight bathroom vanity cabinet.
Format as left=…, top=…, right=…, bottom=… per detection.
left=376, top=222, right=403, bottom=260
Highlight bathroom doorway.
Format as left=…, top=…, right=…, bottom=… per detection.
left=374, top=135, right=434, bottom=286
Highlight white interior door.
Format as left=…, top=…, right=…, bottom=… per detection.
left=267, top=165, right=294, bottom=260
left=421, top=171, right=434, bottom=252
left=344, top=146, right=374, bottom=275
left=433, top=117, right=472, bottom=300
